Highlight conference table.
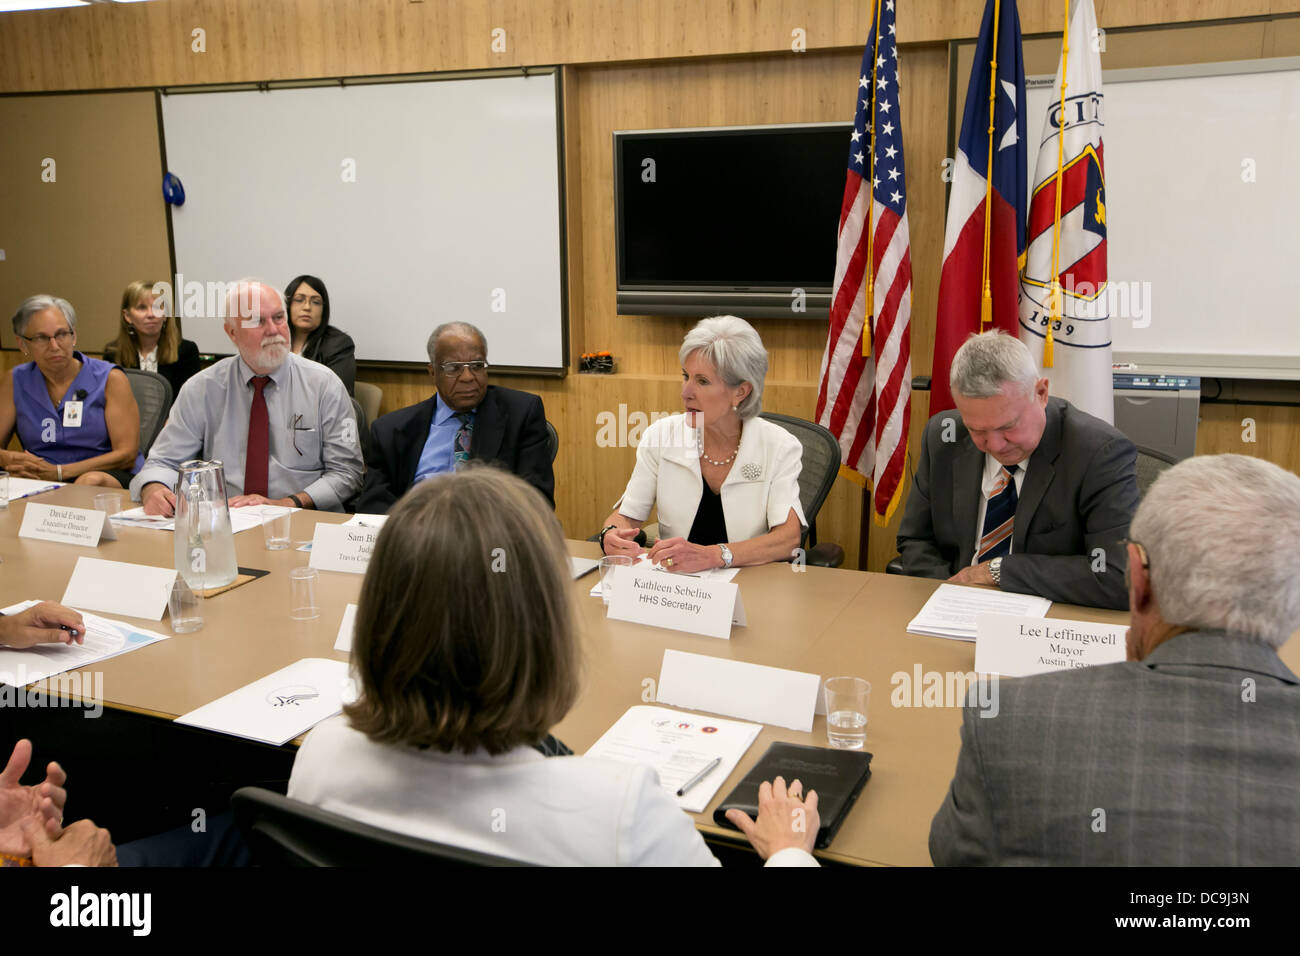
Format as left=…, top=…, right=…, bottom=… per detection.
left=11, top=484, right=1280, bottom=867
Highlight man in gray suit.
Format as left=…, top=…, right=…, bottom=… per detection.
left=930, top=454, right=1300, bottom=865
left=897, top=331, right=1137, bottom=609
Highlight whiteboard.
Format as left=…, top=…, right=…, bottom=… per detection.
left=160, top=73, right=565, bottom=370
left=1025, top=58, right=1300, bottom=378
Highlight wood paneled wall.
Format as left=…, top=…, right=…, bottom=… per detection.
left=4, top=0, right=1299, bottom=566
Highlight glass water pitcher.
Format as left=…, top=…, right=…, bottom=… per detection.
left=173, top=459, right=239, bottom=590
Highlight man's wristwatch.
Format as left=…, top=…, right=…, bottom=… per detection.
left=989, top=556, right=1004, bottom=586
left=718, top=543, right=733, bottom=569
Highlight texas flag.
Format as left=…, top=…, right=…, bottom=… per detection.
left=1018, top=0, right=1112, bottom=422
left=931, top=0, right=1027, bottom=416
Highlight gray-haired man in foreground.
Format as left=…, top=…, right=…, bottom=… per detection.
left=930, top=453, right=1300, bottom=865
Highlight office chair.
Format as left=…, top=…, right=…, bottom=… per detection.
left=758, top=412, right=845, bottom=568
left=353, top=381, right=382, bottom=424
left=230, top=787, right=534, bottom=867
left=350, top=397, right=373, bottom=462
left=1134, top=444, right=1180, bottom=498
left=121, top=369, right=173, bottom=455
left=545, top=419, right=559, bottom=464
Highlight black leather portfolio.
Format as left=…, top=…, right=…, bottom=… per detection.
left=712, top=742, right=873, bottom=850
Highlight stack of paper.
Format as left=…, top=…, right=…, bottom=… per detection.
left=906, top=583, right=1051, bottom=641
left=585, top=705, right=760, bottom=813
left=0, top=600, right=170, bottom=686
left=113, top=505, right=291, bottom=535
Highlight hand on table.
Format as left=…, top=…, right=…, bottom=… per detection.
left=141, top=482, right=177, bottom=517
left=601, top=527, right=646, bottom=559
left=725, top=776, right=820, bottom=860
left=0, top=740, right=67, bottom=856
left=645, top=536, right=721, bottom=574
left=227, top=494, right=290, bottom=509
left=948, top=561, right=996, bottom=588
left=0, top=601, right=85, bottom=648
left=4, top=451, right=55, bottom=481
left=22, top=817, right=117, bottom=868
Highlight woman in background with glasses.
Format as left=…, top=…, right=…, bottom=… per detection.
left=103, top=280, right=201, bottom=398
left=284, top=274, right=356, bottom=396
left=1, top=294, right=142, bottom=488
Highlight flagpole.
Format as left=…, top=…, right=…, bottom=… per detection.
left=979, top=0, right=1003, bottom=331
left=863, top=0, right=884, bottom=359
left=1045, top=0, right=1071, bottom=368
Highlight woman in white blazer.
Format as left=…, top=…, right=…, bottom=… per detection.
left=600, top=316, right=806, bottom=574
left=288, top=467, right=819, bottom=866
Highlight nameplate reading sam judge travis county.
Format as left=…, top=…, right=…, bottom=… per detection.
left=974, top=612, right=1128, bottom=677
left=19, top=502, right=115, bottom=546
left=308, top=524, right=378, bottom=574
left=607, top=566, right=746, bottom=640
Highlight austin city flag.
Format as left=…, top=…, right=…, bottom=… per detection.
left=1018, top=0, right=1112, bottom=422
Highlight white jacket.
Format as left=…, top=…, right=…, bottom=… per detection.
left=616, top=413, right=806, bottom=542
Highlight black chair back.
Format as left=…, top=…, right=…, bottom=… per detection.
left=545, top=420, right=559, bottom=464
left=230, top=787, right=534, bottom=867
left=1135, top=444, right=1180, bottom=498
left=122, top=368, right=173, bottom=455
left=758, top=412, right=841, bottom=547
left=350, top=397, right=373, bottom=461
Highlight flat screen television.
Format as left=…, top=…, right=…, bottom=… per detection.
left=614, top=122, right=853, bottom=319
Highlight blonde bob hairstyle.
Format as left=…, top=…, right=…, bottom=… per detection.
left=344, top=466, right=581, bottom=755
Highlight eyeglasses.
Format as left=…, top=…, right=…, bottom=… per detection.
left=438, top=361, right=489, bottom=376
left=290, top=294, right=323, bottom=308
left=20, top=329, right=74, bottom=348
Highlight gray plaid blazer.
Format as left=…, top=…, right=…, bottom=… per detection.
left=930, top=630, right=1300, bottom=865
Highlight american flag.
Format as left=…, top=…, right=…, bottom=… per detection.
left=815, top=0, right=912, bottom=525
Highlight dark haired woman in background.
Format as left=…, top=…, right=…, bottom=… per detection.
left=103, top=280, right=201, bottom=397
left=285, top=275, right=355, bottom=396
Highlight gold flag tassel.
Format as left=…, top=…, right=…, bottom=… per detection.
left=862, top=0, right=884, bottom=359
left=979, top=0, right=1002, bottom=333
left=1044, top=0, right=1071, bottom=369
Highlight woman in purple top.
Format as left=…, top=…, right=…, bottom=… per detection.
left=1, top=295, right=142, bottom=489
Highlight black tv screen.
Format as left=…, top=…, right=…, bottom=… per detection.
left=615, top=123, right=852, bottom=315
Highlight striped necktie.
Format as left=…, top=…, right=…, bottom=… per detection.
left=453, top=412, right=473, bottom=470
left=977, top=464, right=1019, bottom=562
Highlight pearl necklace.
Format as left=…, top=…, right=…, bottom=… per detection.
left=698, top=423, right=741, bottom=467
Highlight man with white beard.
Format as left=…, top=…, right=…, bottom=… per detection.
left=132, top=279, right=362, bottom=513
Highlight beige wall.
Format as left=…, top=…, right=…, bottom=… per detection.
left=3, top=0, right=1298, bottom=566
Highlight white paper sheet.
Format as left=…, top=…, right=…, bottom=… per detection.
left=343, top=513, right=388, bottom=529
left=569, top=556, right=600, bottom=580
left=5, top=478, right=64, bottom=500
left=112, top=505, right=288, bottom=535
left=60, top=557, right=176, bottom=620
left=0, top=601, right=170, bottom=687
left=588, top=554, right=739, bottom=597
left=906, top=583, right=1052, bottom=642
left=656, top=649, right=820, bottom=731
left=585, top=705, right=761, bottom=813
left=174, top=658, right=351, bottom=746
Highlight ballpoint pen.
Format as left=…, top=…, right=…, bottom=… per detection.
left=676, top=756, right=721, bottom=797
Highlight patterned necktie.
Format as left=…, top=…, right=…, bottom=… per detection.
left=245, top=376, right=271, bottom=497
left=453, top=412, right=473, bottom=470
left=977, top=464, right=1019, bottom=562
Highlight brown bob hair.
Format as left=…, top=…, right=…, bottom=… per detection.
left=113, top=280, right=180, bottom=367
left=344, top=466, right=580, bottom=755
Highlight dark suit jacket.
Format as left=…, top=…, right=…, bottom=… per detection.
left=930, top=631, right=1300, bottom=865
left=896, top=396, right=1137, bottom=609
left=354, top=384, right=554, bottom=513
left=104, top=338, right=201, bottom=399
left=301, top=325, right=356, bottom=396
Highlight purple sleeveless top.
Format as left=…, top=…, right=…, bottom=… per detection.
left=12, top=352, right=144, bottom=473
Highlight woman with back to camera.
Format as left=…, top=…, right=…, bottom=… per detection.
left=288, top=467, right=818, bottom=866
left=599, top=315, right=805, bottom=572
left=284, top=274, right=355, bottom=395
left=103, top=280, right=201, bottom=398
left=1, top=294, right=141, bottom=489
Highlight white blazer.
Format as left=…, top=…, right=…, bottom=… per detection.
left=615, top=413, right=806, bottom=543
left=289, top=716, right=721, bottom=866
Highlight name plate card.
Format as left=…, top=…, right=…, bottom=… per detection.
left=308, top=524, right=378, bottom=574
left=656, top=649, right=820, bottom=732
left=607, top=566, right=746, bottom=640
left=974, top=613, right=1128, bottom=677
left=60, top=557, right=175, bottom=620
left=20, top=503, right=115, bottom=546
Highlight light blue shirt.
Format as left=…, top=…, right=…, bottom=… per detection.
left=413, top=394, right=476, bottom=485
left=130, top=353, right=363, bottom=511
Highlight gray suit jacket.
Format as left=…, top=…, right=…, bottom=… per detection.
left=930, top=631, right=1300, bottom=865
left=896, top=396, right=1138, bottom=609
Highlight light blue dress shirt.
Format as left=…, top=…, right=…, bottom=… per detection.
left=413, top=393, right=476, bottom=486
left=130, top=352, right=363, bottom=511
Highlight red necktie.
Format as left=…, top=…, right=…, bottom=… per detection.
left=245, top=375, right=270, bottom=497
